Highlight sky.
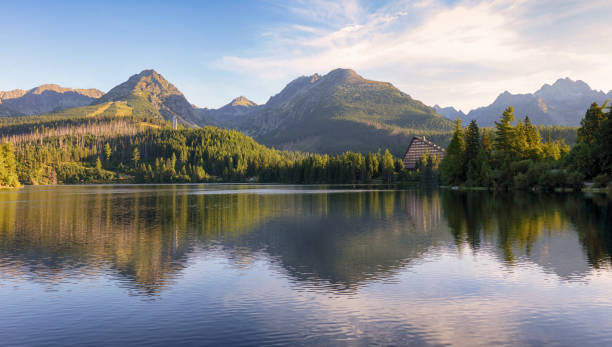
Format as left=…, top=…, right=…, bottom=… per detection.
left=1, top=0, right=611, bottom=112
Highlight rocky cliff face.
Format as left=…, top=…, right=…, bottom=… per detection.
left=0, top=84, right=103, bottom=116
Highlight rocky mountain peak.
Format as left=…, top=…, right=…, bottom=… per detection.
left=535, top=77, right=596, bottom=101
left=99, top=69, right=182, bottom=103
left=229, top=96, right=257, bottom=108
left=464, top=77, right=610, bottom=126
left=96, top=69, right=202, bottom=126
left=323, top=68, right=365, bottom=85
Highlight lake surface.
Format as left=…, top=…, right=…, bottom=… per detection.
left=1, top=185, right=611, bottom=346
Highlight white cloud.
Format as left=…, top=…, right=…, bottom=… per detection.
left=217, top=0, right=612, bottom=112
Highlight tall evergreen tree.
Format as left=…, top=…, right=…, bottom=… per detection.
left=494, top=106, right=516, bottom=159
left=464, top=120, right=483, bottom=185
left=595, top=105, right=612, bottom=176
left=515, top=120, right=529, bottom=159
left=440, top=118, right=466, bottom=185
left=464, top=120, right=481, bottom=165
left=524, top=116, right=543, bottom=160
left=578, top=102, right=606, bottom=144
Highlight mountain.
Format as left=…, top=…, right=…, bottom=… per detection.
left=465, top=78, right=612, bottom=126
left=433, top=105, right=466, bottom=121
left=208, top=68, right=453, bottom=155
left=203, top=96, right=258, bottom=124
left=97, top=69, right=206, bottom=126
left=0, top=84, right=103, bottom=117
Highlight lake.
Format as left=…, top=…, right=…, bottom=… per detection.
left=1, top=185, right=611, bottom=346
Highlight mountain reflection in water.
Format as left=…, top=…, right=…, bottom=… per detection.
left=0, top=185, right=610, bottom=295
left=3, top=185, right=612, bottom=346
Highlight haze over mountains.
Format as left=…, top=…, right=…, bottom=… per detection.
left=437, top=78, right=612, bottom=126
left=1, top=69, right=607, bottom=155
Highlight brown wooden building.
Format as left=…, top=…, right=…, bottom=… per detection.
left=402, top=136, right=446, bottom=169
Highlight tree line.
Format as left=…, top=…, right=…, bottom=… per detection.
left=437, top=103, right=611, bottom=191
left=3, top=126, right=409, bottom=186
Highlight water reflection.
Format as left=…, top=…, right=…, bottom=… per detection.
left=442, top=191, right=612, bottom=275
left=0, top=185, right=610, bottom=295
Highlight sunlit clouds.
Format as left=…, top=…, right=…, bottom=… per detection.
left=218, top=0, right=612, bottom=112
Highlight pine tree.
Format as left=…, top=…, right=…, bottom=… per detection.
left=594, top=105, right=612, bottom=177
left=524, top=116, right=543, bottom=160
left=515, top=120, right=529, bottom=159
left=440, top=118, right=466, bottom=185
left=464, top=120, right=481, bottom=166
left=464, top=120, right=482, bottom=185
left=494, top=106, right=516, bottom=159
left=578, top=102, right=606, bottom=144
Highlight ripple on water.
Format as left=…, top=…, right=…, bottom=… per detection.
left=1, top=186, right=612, bottom=346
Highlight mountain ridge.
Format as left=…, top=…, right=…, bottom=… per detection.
left=433, top=105, right=466, bottom=121
left=2, top=69, right=600, bottom=155
left=207, top=68, right=453, bottom=155
left=0, top=84, right=103, bottom=116
left=461, top=78, right=611, bottom=126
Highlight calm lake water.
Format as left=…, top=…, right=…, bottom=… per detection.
left=1, top=185, right=611, bottom=346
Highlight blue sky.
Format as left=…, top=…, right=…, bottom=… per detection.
left=1, top=0, right=611, bottom=111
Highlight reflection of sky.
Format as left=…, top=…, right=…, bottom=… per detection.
left=2, top=186, right=612, bottom=345
left=3, top=248, right=612, bottom=346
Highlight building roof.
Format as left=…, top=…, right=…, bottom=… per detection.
left=402, top=136, right=446, bottom=169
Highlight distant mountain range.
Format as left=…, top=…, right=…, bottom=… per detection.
left=433, top=105, right=466, bottom=122
left=1, top=70, right=607, bottom=155
left=436, top=78, right=611, bottom=126
left=0, top=84, right=102, bottom=117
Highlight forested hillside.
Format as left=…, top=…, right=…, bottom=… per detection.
left=0, top=68, right=590, bottom=189
left=0, top=100, right=408, bottom=186
left=0, top=142, right=19, bottom=187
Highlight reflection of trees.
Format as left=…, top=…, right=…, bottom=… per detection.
left=2, top=185, right=609, bottom=295
left=441, top=190, right=612, bottom=270
left=561, top=194, right=612, bottom=268
left=224, top=191, right=450, bottom=290
left=0, top=187, right=451, bottom=294
left=0, top=186, right=286, bottom=294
